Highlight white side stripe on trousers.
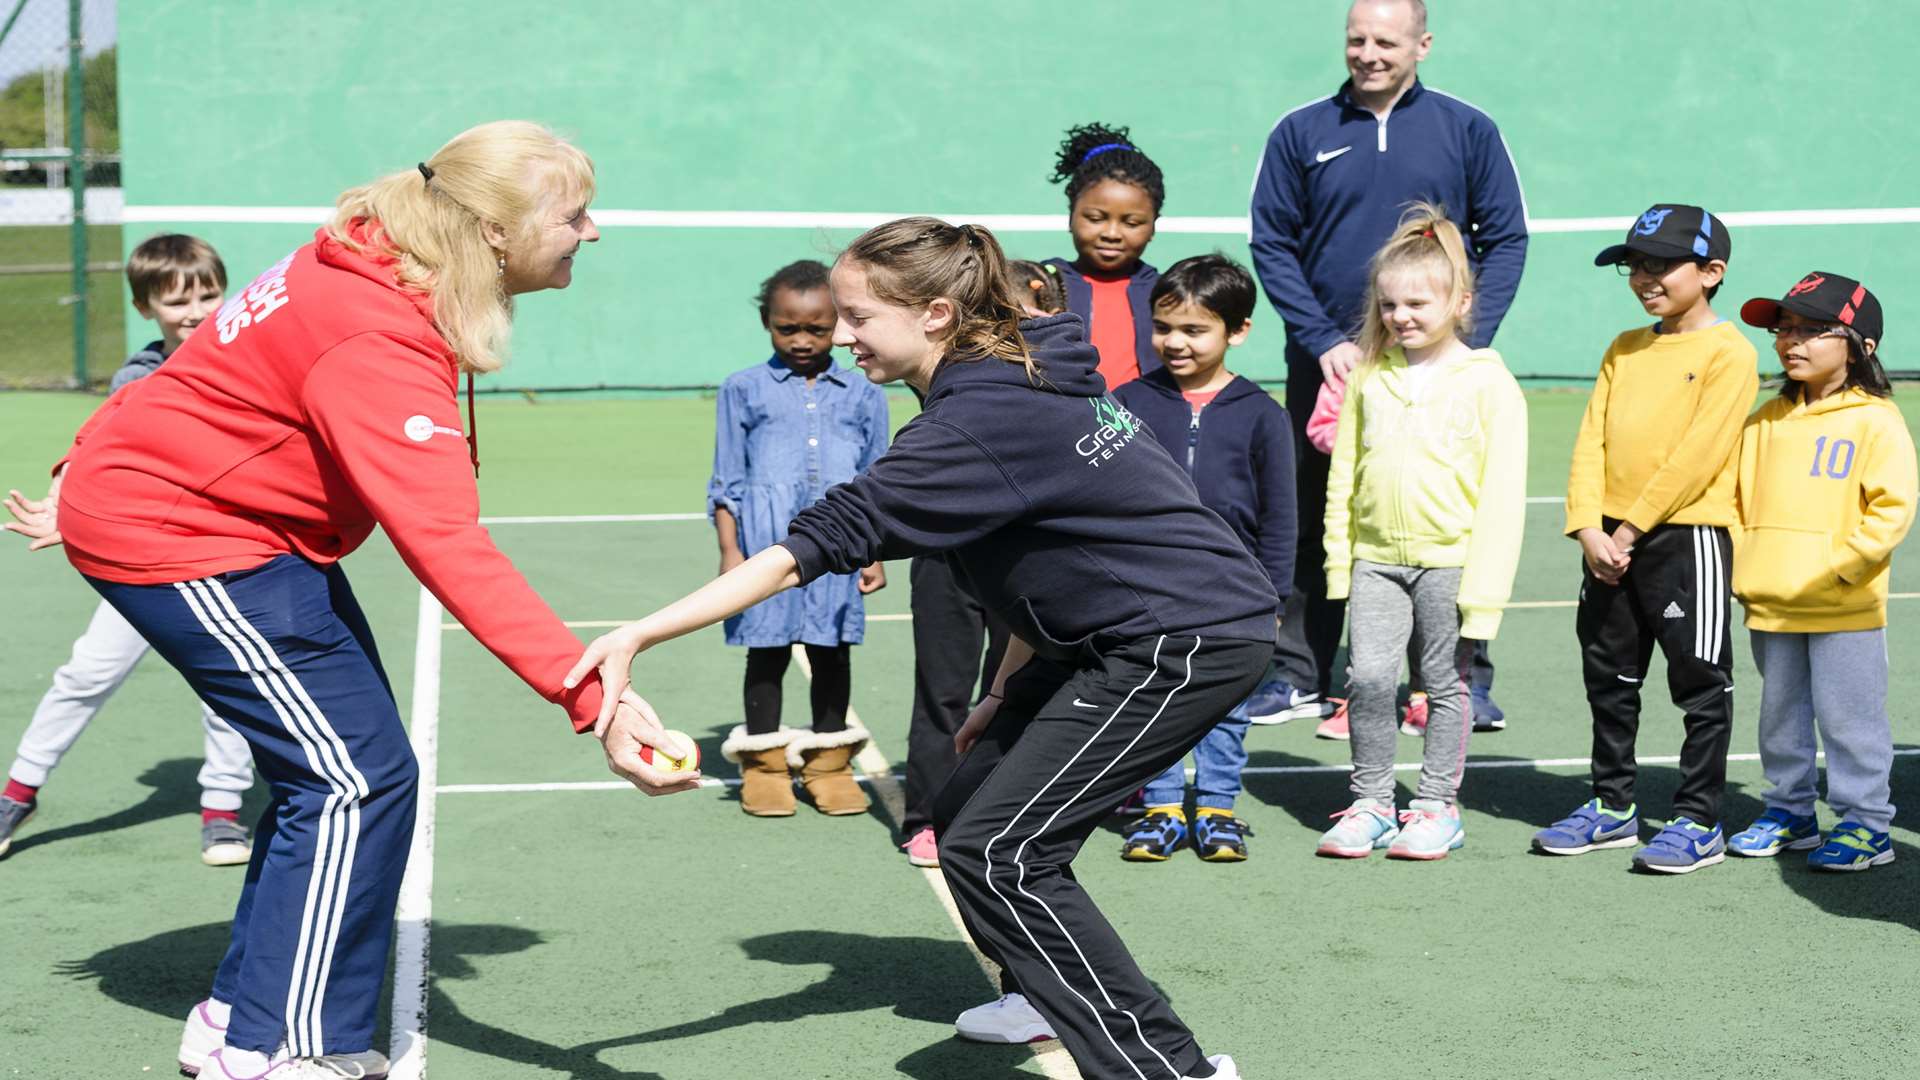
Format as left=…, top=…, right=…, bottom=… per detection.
left=983, top=635, right=1198, bottom=1080
left=176, top=578, right=369, bottom=1059
left=1692, top=527, right=1725, bottom=663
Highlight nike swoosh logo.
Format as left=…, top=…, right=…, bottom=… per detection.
left=1315, top=146, right=1352, bottom=163
left=1072, top=699, right=1102, bottom=710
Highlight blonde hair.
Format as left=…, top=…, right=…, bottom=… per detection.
left=326, top=120, right=595, bottom=373
left=839, top=217, right=1038, bottom=380
left=1355, top=201, right=1475, bottom=366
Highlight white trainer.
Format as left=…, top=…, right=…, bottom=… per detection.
left=201, top=1047, right=387, bottom=1079
left=1185, top=1053, right=1239, bottom=1079
left=953, top=992, right=1057, bottom=1043
left=179, top=999, right=229, bottom=1075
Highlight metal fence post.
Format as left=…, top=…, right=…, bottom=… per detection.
left=67, top=0, right=87, bottom=386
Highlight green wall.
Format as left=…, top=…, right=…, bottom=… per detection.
left=119, top=1, right=1920, bottom=394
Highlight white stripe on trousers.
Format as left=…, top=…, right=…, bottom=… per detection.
left=981, top=635, right=1200, bottom=1080
left=1692, top=527, right=1725, bottom=663
left=175, top=578, right=370, bottom=1058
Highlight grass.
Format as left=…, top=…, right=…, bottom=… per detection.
left=2, top=388, right=1918, bottom=1078
left=0, top=224, right=127, bottom=387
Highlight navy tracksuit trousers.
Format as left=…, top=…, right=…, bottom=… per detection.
left=89, top=555, right=417, bottom=1057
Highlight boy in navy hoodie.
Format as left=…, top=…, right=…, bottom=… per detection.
left=1113, top=254, right=1296, bottom=861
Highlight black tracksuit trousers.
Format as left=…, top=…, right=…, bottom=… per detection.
left=902, top=555, right=1009, bottom=837
left=932, top=635, right=1268, bottom=1080
left=1576, top=519, right=1735, bottom=825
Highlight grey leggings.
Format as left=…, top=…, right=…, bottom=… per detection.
left=1346, top=561, right=1474, bottom=805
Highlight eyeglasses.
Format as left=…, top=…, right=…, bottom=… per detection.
left=1615, top=256, right=1694, bottom=277
left=1767, top=323, right=1847, bottom=343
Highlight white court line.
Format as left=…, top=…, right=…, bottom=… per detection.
left=433, top=747, right=1920, bottom=795
left=388, top=589, right=445, bottom=1080
left=124, top=204, right=1920, bottom=234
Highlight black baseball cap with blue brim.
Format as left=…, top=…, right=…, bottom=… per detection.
left=1594, top=204, right=1731, bottom=266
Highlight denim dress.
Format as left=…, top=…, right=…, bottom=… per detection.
left=709, top=357, right=890, bottom=647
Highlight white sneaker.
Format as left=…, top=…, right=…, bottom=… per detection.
left=202, top=1047, right=390, bottom=1079
left=1185, top=1053, right=1239, bottom=1079
left=953, top=992, right=1057, bottom=1043
left=179, top=999, right=229, bottom=1075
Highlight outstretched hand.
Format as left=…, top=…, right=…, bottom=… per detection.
left=596, top=688, right=703, bottom=795
left=565, top=623, right=649, bottom=734
left=4, top=469, right=63, bottom=551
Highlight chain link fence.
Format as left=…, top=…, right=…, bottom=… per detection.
left=2, top=0, right=120, bottom=389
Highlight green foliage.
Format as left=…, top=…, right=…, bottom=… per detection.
left=0, top=46, right=117, bottom=153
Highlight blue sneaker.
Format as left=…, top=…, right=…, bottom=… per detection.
left=1728, top=807, right=1821, bottom=857
left=1632, top=817, right=1725, bottom=874
left=1470, top=686, right=1506, bottom=732
left=1192, top=808, right=1253, bottom=862
left=1806, top=821, right=1895, bottom=872
left=1245, top=677, right=1333, bottom=725
left=1120, top=808, right=1187, bottom=862
left=1532, top=799, right=1639, bottom=855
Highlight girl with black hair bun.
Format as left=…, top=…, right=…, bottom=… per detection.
left=1043, top=122, right=1166, bottom=390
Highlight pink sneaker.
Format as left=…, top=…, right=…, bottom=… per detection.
left=1399, top=692, right=1430, bottom=736
left=1314, top=699, right=1350, bottom=741
left=902, top=827, right=939, bottom=868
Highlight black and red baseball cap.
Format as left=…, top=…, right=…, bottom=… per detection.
left=1594, top=204, right=1731, bottom=267
left=1740, top=272, right=1884, bottom=343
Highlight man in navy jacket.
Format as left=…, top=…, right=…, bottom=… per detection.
left=1249, top=0, right=1528, bottom=726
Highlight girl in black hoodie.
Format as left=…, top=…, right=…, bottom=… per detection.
left=567, top=218, right=1276, bottom=1080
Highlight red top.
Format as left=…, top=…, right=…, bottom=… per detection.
left=1181, top=388, right=1223, bottom=415
left=1085, top=274, right=1141, bottom=390
left=57, top=225, right=605, bottom=732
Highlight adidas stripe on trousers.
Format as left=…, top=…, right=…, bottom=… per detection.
left=932, top=635, right=1268, bottom=1080
left=1575, top=520, right=1734, bottom=826
left=87, top=555, right=416, bottom=1057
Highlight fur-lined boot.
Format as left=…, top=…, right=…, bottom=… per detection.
left=787, top=723, right=872, bottom=816
left=721, top=725, right=799, bottom=817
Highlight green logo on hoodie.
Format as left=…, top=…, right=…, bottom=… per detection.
left=1078, top=396, right=1141, bottom=467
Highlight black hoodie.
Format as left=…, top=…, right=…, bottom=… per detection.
left=781, top=314, right=1278, bottom=664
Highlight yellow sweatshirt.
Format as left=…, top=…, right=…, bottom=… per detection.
left=1324, top=347, right=1528, bottom=640
left=1734, top=388, right=1917, bottom=632
left=1564, top=321, right=1759, bottom=535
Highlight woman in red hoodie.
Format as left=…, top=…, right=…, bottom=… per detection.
left=13, top=121, right=696, bottom=1079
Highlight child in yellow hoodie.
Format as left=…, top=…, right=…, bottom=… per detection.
left=1727, top=273, right=1915, bottom=871
left=1316, top=204, right=1527, bottom=861
left=1535, top=205, right=1758, bottom=875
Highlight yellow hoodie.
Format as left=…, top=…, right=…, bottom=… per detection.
left=1734, top=387, right=1917, bottom=632
left=1324, top=347, right=1528, bottom=639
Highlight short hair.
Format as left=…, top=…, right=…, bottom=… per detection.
left=1352, top=0, right=1428, bottom=33
left=126, top=233, right=227, bottom=308
left=1150, top=253, right=1257, bottom=328
left=755, top=259, right=831, bottom=324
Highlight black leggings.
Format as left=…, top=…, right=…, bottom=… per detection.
left=744, top=645, right=851, bottom=735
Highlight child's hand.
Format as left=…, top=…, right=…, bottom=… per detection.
left=3, top=469, right=63, bottom=551
left=858, top=562, right=887, bottom=594
left=1607, top=522, right=1643, bottom=558
left=1576, top=528, right=1628, bottom=585
left=954, top=693, right=1001, bottom=755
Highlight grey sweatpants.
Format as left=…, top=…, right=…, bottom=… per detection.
left=1751, top=627, right=1895, bottom=833
left=1347, top=561, right=1474, bottom=804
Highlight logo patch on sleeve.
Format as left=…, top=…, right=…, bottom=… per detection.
left=403, top=415, right=465, bottom=443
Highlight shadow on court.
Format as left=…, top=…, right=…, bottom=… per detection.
left=1770, top=749, right=1920, bottom=933
left=7, top=758, right=218, bottom=860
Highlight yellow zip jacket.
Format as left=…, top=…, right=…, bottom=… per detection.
left=1565, top=321, right=1759, bottom=535
left=1734, top=388, right=1917, bottom=632
left=1324, top=347, right=1528, bottom=639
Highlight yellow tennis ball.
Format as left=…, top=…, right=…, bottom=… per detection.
left=640, top=730, right=700, bottom=774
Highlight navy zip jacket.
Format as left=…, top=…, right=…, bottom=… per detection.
left=781, top=314, right=1277, bottom=663
left=1043, top=258, right=1164, bottom=378
left=1111, top=369, right=1296, bottom=601
left=1249, top=79, right=1528, bottom=360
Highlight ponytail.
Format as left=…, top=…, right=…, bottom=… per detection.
left=1354, top=201, right=1476, bottom=366
left=839, top=217, right=1039, bottom=380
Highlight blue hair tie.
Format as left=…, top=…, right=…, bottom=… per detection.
left=1081, top=142, right=1134, bottom=164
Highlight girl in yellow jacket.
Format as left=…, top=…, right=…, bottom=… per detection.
left=1315, top=204, right=1527, bottom=861
left=1728, top=273, right=1916, bottom=871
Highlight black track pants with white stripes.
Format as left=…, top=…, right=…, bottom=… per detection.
left=88, top=555, right=416, bottom=1058
left=932, top=635, right=1268, bottom=1080
left=1576, top=520, right=1734, bottom=825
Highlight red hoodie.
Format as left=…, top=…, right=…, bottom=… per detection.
left=58, top=225, right=605, bottom=732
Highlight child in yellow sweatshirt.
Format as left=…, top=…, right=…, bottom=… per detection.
left=1315, top=204, right=1527, bottom=861
left=1727, top=273, right=1915, bottom=871
left=1536, top=204, right=1759, bottom=874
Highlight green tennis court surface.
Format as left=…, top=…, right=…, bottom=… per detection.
left=4, top=389, right=1916, bottom=1078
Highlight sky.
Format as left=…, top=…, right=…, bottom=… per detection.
left=0, top=0, right=116, bottom=85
